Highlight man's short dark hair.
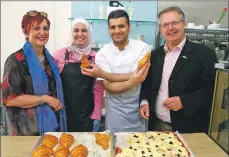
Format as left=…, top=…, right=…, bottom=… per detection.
left=108, top=9, right=130, bottom=26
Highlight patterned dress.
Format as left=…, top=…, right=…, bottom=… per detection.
left=1, top=49, right=58, bottom=135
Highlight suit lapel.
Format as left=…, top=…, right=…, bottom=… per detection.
left=170, top=40, right=193, bottom=79
left=154, top=48, right=165, bottom=90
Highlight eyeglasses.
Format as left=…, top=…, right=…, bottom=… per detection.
left=159, top=20, right=184, bottom=29
left=27, top=10, right=48, bottom=17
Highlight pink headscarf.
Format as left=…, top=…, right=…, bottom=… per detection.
left=68, top=18, right=92, bottom=60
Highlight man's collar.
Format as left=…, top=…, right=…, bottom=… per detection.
left=112, top=39, right=130, bottom=51
left=164, top=36, right=186, bottom=53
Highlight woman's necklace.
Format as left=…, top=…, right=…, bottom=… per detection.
left=39, top=55, right=45, bottom=63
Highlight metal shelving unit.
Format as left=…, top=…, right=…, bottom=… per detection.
left=185, top=28, right=228, bottom=40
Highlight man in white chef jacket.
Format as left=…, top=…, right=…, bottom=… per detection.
left=87, top=9, right=152, bottom=133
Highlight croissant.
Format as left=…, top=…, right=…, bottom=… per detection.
left=81, top=53, right=89, bottom=68
left=70, top=144, right=88, bottom=157
left=41, top=134, right=58, bottom=148
left=59, top=133, right=74, bottom=148
left=32, top=145, right=53, bottom=157
left=138, top=52, right=151, bottom=69
left=54, top=145, right=69, bottom=157
left=95, top=133, right=110, bottom=150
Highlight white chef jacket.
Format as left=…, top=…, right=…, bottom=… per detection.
left=95, top=39, right=152, bottom=133
left=95, top=39, right=152, bottom=77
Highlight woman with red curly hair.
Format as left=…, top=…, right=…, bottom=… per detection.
left=1, top=10, right=67, bottom=135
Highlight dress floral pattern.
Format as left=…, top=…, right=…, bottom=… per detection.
left=1, top=49, right=57, bottom=135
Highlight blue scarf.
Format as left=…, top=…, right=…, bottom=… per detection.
left=23, top=41, right=67, bottom=135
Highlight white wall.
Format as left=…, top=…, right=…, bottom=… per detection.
left=1, top=1, right=72, bottom=78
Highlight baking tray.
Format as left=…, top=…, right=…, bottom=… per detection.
left=175, top=131, right=195, bottom=157
left=114, top=131, right=195, bottom=157
left=29, top=131, right=195, bottom=157
left=29, top=131, right=114, bottom=157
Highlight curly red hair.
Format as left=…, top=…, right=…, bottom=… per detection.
left=21, top=11, right=51, bottom=37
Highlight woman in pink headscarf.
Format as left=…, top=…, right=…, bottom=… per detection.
left=53, top=18, right=104, bottom=132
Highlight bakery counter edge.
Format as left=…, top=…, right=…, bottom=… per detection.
left=1, top=133, right=228, bottom=157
